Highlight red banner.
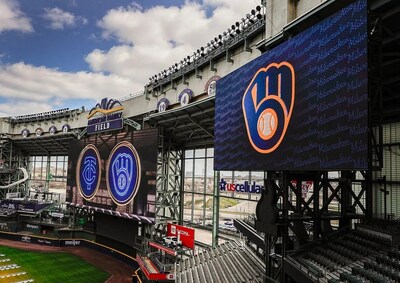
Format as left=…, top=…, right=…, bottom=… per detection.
left=167, top=223, right=195, bottom=250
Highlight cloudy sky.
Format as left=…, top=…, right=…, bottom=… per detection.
left=0, top=0, right=260, bottom=117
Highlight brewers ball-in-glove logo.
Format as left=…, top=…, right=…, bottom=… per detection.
left=76, top=144, right=101, bottom=200
left=242, top=62, right=295, bottom=153
left=107, top=141, right=141, bottom=205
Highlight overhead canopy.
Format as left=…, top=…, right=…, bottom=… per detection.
left=11, top=133, right=77, bottom=156
left=370, top=0, right=400, bottom=123
left=144, top=96, right=215, bottom=148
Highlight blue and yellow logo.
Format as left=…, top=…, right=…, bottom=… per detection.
left=242, top=62, right=295, bottom=153
left=88, top=98, right=123, bottom=119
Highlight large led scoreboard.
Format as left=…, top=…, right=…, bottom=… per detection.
left=215, top=0, right=368, bottom=171
left=66, top=128, right=158, bottom=222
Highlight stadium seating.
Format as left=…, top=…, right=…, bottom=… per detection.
left=293, top=227, right=397, bottom=283
left=175, top=240, right=265, bottom=283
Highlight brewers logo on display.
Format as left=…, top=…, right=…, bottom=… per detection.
left=106, top=141, right=141, bottom=205
left=242, top=62, right=295, bottom=154
left=76, top=144, right=101, bottom=200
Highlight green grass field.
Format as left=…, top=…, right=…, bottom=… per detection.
left=0, top=246, right=110, bottom=283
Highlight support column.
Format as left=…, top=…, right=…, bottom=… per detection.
left=212, top=171, right=220, bottom=247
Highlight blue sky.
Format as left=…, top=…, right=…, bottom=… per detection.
left=0, top=0, right=259, bottom=117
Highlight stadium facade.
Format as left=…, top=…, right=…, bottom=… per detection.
left=1, top=0, right=400, bottom=282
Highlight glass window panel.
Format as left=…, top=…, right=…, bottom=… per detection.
left=250, top=192, right=262, bottom=201
left=205, top=159, right=214, bottom=194
left=49, top=162, right=57, bottom=176
left=206, top=147, right=214, bottom=157
left=62, top=160, right=68, bottom=176
left=206, top=159, right=213, bottom=177
left=194, top=159, right=205, bottom=178
left=234, top=171, right=249, bottom=180
left=251, top=171, right=264, bottom=181
left=31, top=160, right=36, bottom=179
left=219, top=198, right=257, bottom=224
left=184, top=159, right=194, bottom=193
left=204, top=196, right=214, bottom=226
left=58, top=161, right=66, bottom=176
left=195, top=227, right=213, bottom=245
left=184, top=159, right=194, bottom=178
left=193, top=177, right=204, bottom=193
left=195, top=148, right=205, bottom=158
left=192, top=193, right=205, bottom=221
left=220, top=171, right=233, bottom=180
left=183, top=193, right=193, bottom=222
left=36, top=163, right=46, bottom=180
left=185, top=149, right=194, bottom=158
left=205, top=179, right=214, bottom=195
left=184, top=177, right=193, bottom=192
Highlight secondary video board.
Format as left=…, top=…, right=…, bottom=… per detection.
left=66, top=128, right=158, bottom=221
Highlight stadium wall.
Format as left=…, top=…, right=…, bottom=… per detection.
left=0, top=230, right=139, bottom=267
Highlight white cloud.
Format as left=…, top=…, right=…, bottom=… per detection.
left=85, top=0, right=258, bottom=83
left=0, top=0, right=33, bottom=33
left=0, top=62, right=136, bottom=116
left=0, top=1, right=260, bottom=117
left=0, top=100, right=52, bottom=117
left=42, top=7, right=87, bottom=30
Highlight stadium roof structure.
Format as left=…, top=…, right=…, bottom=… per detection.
left=144, top=95, right=215, bottom=148
left=10, top=133, right=77, bottom=156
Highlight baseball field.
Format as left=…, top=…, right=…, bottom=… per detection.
left=0, top=245, right=110, bottom=283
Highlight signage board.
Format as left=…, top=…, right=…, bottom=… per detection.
left=167, top=223, right=195, bottom=250
left=215, top=0, right=368, bottom=171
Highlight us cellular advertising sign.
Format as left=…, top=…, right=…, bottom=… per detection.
left=215, top=0, right=368, bottom=171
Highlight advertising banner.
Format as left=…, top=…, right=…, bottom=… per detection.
left=167, top=223, right=195, bottom=250
left=0, top=200, right=51, bottom=214
left=215, top=0, right=368, bottom=171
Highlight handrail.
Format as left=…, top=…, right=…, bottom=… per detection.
left=0, top=167, right=28, bottom=189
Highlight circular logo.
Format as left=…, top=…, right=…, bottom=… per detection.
left=62, top=124, right=70, bottom=133
left=207, top=80, right=216, bottom=96
left=49, top=125, right=57, bottom=135
left=76, top=144, right=101, bottom=200
left=35, top=128, right=43, bottom=137
left=106, top=141, right=141, bottom=205
left=180, top=92, right=190, bottom=106
left=178, top=89, right=193, bottom=107
left=205, top=76, right=220, bottom=96
left=158, top=101, right=167, bottom=112
left=21, top=129, right=30, bottom=138
left=157, top=98, right=170, bottom=112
